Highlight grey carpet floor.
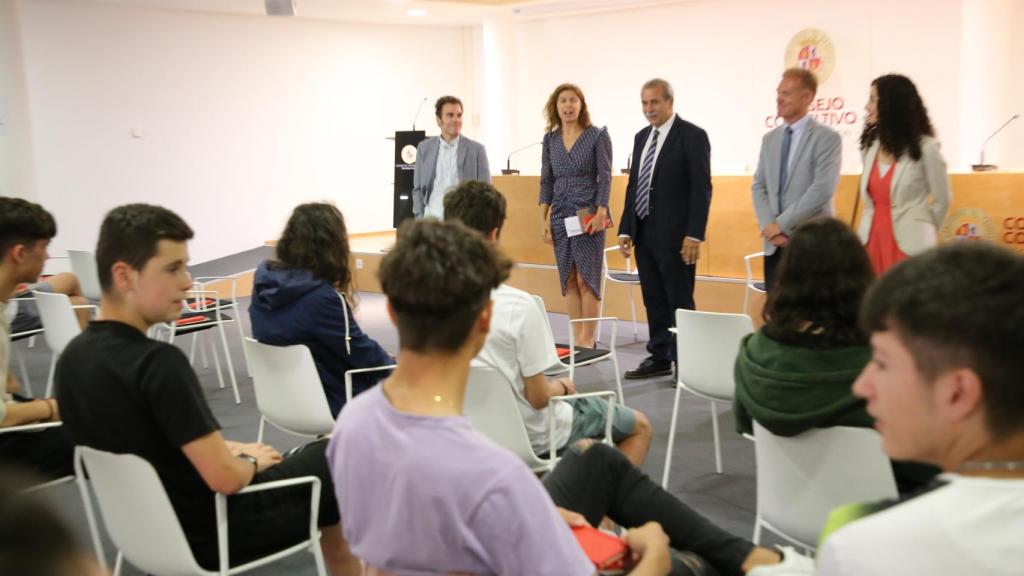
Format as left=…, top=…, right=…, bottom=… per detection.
left=15, top=257, right=788, bottom=574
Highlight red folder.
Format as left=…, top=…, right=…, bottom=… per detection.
left=572, top=525, right=627, bottom=570
left=555, top=345, right=574, bottom=359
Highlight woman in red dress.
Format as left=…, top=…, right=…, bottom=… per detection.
left=857, top=75, right=952, bottom=276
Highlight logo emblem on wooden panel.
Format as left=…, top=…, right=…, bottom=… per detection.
left=785, top=28, right=836, bottom=84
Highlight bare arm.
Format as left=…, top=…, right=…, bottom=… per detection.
left=0, top=398, right=56, bottom=428
left=181, top=431, right=281, bottom=494
left=522, top=372, right=574, bottom=411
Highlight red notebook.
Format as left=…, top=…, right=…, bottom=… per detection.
left=187, top=298, right=217, bottom=310
left=555, top=345, right=574, bottom=359
left=572, top=525, right=627, bottom=570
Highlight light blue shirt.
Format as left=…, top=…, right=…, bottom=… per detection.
left=424, top=136, right=460, bottom=219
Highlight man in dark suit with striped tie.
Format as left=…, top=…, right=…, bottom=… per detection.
left=618, top=79, right=712, bottom=379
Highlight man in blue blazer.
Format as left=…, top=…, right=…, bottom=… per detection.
left=751, top=68, right=842, bottom=291
left=619, top=79, right=712, bottom=379
left=411, top=96, right=491, bottom=219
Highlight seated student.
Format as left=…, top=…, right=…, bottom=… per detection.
left=0, top=197, right=73, bottom=480
left=56, top=204, right=359, bottom=575
left=328, top=218, right=784, bottom=576
left=733, top=218, right=937, bottom=493
left=443, top=181, right=652, bottom=466
left=250, top=203, right=391, bottom=416
left=811, top=242, right=1024, bottom=575
left=10, top=271, right=92, bottom=333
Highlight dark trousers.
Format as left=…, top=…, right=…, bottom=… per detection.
left=763, top=247, right=785, bottom=294
left=192, top=439, right=340, bottom=570
left=543, top=443, right=754, bottom=576
left=635, top=220, right=696, bottom=362
left=0, top=424, right=74, bottom=480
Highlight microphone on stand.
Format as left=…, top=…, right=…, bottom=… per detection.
left=972, top=113, right=1019, bottom=172
left=502, top=141, right=542, bottom=175
left=412, top=97, right=428, bottom=131
left=621, top=153, right=633, bottom=175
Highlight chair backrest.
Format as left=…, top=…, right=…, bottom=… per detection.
left=753, top=422, right=898, bottom=547
left=67, top=250, right=104, bottom=302
left=77, top=446, right=205, bottom=574
left=675, top=309, right=753, bottom=401
left=464, top=364, right=550, bottom=472
left=530, top=295, right=557, bottom=345
left=32, top=291, right=82, bottom=355
left=244, top=338, right=335, bottom=437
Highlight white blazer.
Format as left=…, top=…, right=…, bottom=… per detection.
left=857, top=136, right=952, bottom=256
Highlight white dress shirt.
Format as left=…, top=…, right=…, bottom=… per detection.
left=424, top=135, right=460, bottom=219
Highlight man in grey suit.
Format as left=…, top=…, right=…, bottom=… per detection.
left=751, top=68, right=841, bottom=291
left=412, top=96, right=491, bottom=219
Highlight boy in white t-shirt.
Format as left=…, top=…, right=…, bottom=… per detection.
left=444, top=181, right=653, bottom=465
left=752, top=242, right=1024, bottom=576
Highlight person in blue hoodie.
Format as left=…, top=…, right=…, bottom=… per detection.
left=250, top=203, right=392, bottom=417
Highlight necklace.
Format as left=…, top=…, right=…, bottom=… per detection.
left=957, top=460, right=1024, bottom=472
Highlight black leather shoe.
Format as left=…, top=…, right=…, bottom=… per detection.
left=625, top=356, right=673, bottom=379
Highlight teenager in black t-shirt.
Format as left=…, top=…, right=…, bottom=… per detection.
left=55, top=204, right=359, bottom=574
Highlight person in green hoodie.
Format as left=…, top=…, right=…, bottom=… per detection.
left=733, top=217, right=936, bottom=493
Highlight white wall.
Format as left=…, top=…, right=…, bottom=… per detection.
left=17, top=0, right=470, bottom=263
left=508, top=0, right=967, bottom=176
left=0, top=0, right=37, bottom=200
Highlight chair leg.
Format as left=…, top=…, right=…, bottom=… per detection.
left=752, top=516, right=763, bottom=544
left=310, top=538, right=328, bottom=576
left=113, top=552, right=124, bottom=576
left=14, top=347, right=33, bottom=397
left=189, top=330, right=199, bottom=365
left=233, top=315, right=251, bottom=378
left=611, top=350, right=624, bottom=405
left=208, top=334, right=226, bottom=391
left=217, top=322, right=241, bottom=405
left=200, top=332, right=210, bottom=369
left=661, top=384, right=684, bottom=489
left=76, top=473, right=108, bottom=573
left=257, top=416, right=266, bottom=444
left=628, top=285, right=638, bottom=340
left=742, top=286, right=751, bottom=316
left=44, top=354, right=57, bottom=398
left=711, top=401, right=722, bottom=474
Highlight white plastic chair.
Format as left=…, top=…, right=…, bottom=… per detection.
left=7, top=297, right=44, bottom=396
left=67, top=249, right=104, bottom=302
left=531, top=295, right=624, bottom=404
left=752, top=422, right=898, bottom=551
left=742, top=252, right=767, bottom=316
left=464, top=363, right=615, bottom=473
left=191, top=276, right=250, bottom=377
left=75, top=446, right=327, bottom=576
left=32, top=290, right=96, bottom=397
left=662, top=309, right=753, bottom=486
left=598, top=246, right=641, bottom=341
left=244, top=338, right=336, bottom=443
left=168, top=288, right=241, bottom=404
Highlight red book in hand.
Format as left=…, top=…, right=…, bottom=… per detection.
left=572, top=525, right=627, bottom=570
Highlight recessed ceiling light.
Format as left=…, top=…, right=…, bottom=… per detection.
left=407, top=8, right=427, bottom=17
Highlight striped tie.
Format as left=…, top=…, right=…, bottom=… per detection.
left=635, top=129, right=659, bottom=219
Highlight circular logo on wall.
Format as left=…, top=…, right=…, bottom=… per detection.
left=940, top=208, right=998, bottom=243
left=785, top=28, right=836, bottom=84
left=401, top=145, right=418, bottom=164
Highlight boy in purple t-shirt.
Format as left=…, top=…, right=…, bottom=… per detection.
left=329, top=218, right=782, bottom=575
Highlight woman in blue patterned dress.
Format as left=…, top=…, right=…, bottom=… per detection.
left=539, top=83, right=613, bottom=349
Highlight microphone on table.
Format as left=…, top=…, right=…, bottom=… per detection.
left=972, top=113, right=1019, bottom=172
left=411, top=97, right=428, bottom=131
left=502, top=141, right=542, bottom=175
left=621, top=153, right=632, bottom=175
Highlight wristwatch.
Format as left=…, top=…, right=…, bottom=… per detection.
left=238, top=453, right=258, bottom=474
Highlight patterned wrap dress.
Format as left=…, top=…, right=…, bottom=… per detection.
left=539, top=126, right=613, bottom=298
